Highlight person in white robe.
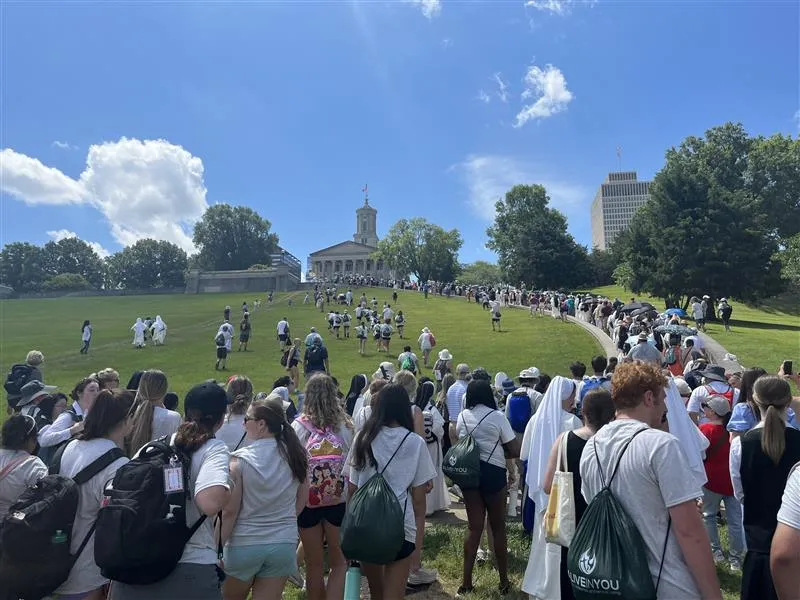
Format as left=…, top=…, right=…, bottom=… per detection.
left=151, top=315, right=167, bottom=345
left=521, top=375, right=581, bottom=600
left=665, top=377, right=709, bottom=490
left=131, top=318, right=146, bottom=348
left=417, top=380, right=450, bottom=516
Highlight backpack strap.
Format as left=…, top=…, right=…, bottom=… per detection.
left=73, top=447, right=126, bottom=485
left=467, top=409, right=496, bottom=438
left=379, top=431, right=413, bottom=475
left=233, top=433, right=247, bottom=451
left=0, top=455, right=33, bottom=480
left=595, top=427, right=648, bottom=489
left=655, top=517, right=672, bottom=593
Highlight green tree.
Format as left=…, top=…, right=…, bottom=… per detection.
left=0, top=242, right=47, bottom=292
left=777, top=233, right=800, bottom=289
left=43, top=238, right=105, bottom=289
left=192, top=204, right=279, bottom=271
left=458, top=261, right=502, bottom=286
left=42, top=273, right=91, bottom=291
left=616, top=123, right=785, bottom=306
left=106, top=239, right=188, bottom=289
left=373, top=218, right=462, bottom=282
left=587, top=248, right=617, bottom=287
left=747, top=133, right=800, bottom=241
left=486, top=184, right=590, bottom=289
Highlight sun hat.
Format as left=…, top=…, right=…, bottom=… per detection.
left=438, top=349, right=453, bottom=361
left=374, top=362, right=396, bottom=381
left=421, top=327, right=431, bottom=333
left=702, top=365, right=728, bottom=383
left=673, top=378, right=692, bottom=397
left=519, top=367, right=541, bottom=381
left=637, top=332, right=649, bottom=341
left=184, top=382, right=228, bottom=419
left=703, top=395, right=732, bottom=417
left=16, top=380, right=57, bottom=407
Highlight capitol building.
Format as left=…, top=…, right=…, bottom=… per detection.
left=307, top=198, right=394, bottom=281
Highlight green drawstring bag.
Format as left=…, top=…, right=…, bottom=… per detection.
left=442, top=411, right=497, bottom=489
left=341, top=432, right=411, bottom=565
left=567, top=428, right=671, bottom=600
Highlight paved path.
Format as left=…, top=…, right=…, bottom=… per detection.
left=566, top=315, right=617, bottom=356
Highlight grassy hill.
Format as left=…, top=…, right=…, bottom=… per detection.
left=0, top=288, right=601, bottom=414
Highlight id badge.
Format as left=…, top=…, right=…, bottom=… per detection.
left=164, top=465, right=184, bottom=493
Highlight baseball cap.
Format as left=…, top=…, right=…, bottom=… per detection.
left=703, top=395, right=731, bottom=417
left=184, top=382, right=228, bottom=420
left=519, top=367, right=541, bottom=380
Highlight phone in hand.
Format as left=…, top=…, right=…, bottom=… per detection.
left=782, top=360, right=793, bottom=376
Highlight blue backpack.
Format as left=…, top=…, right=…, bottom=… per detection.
left=507, top=389, right=533, bottom=434
left=580, top=376, right=609, bottom=404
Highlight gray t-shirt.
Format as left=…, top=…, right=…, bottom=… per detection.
left=580, top=419, right=703, bottom=599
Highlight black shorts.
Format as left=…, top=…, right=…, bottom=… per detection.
left=394, top=540, right=415, bottom=562
left=239, top=332, right=250, bottom=342
left=216, top=347, right=228, bottom=359
left=278, top=334, right=288, bottom=341
left=470, top=461, right=507, bottom=496
left=297, top=503, right=346, bottom=529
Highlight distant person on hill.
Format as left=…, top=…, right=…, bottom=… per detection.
left=151, top=315, right=167, bottom=345
left=131, top=318, right=146, bottom=349
left=224, top=305, right=231, bottom=321
left=717, top=298, right=733, bottom=332
left=80, top=320, right=92, bottom=354
left=238, top=312, right=251, bottom=352
left=215, top=323, right=234, bottom=371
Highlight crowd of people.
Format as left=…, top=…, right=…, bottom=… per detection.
left=1, top=287, right=799, bottom=600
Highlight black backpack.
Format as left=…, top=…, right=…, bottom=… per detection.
left=307, top=345, right=323, bottom=364
left=4, top=363, right=34, bottom=396
left=94, top=439, right=221, bottom=585
left=0, top=443, right=124, bottom=600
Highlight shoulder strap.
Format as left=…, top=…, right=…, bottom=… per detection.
left=555, top=432, right=567, bottom=473
left=0, top=455, right=33, bottom=480
left=656, top=517, right=672, bottom=592
left=233, top=433, right=247, bottom=451
left=73, top=447, right=126, bottom=485
left=595, top=427, right=648, bottom=489
left=467, top=409, right=495, bottom=437
left=49, top=442, right=68, bottom=475
left=379, top=431, right=413, bottom=475
left=703, top=428, right=728, bottom=462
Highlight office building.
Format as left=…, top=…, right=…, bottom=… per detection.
left=590, top=171, right=651, bottom=250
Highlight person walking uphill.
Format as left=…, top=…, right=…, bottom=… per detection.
left=579, top=361, right=722, bottom=600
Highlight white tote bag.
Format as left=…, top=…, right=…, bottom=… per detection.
left=544, top=432, right=576, bottom=547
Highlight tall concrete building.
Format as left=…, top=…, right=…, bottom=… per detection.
left=590, top=171, right=651, bottom=250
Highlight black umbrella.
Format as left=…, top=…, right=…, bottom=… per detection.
left=620, top=301, right=654, bottom=313
left=631, top=306, right=655, bottom=317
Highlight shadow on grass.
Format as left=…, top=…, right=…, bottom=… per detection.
left=728, top=320, right=800, bottom=332
left=745, top=291, right=800, bottom=317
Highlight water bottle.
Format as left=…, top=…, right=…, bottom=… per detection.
left=343, top=561, right=361, bottom=600
left=51, top=529, right=68, bottom=544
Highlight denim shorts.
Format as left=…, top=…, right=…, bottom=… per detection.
left=223, top=543, right=297, bottom=581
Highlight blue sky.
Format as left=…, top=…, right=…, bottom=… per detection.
left=1, top=0, right=797, bottom=270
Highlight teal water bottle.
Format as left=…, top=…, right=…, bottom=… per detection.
left=344, top=561, right=361, bottom=600
left=51, top=529, right=68, bottom=544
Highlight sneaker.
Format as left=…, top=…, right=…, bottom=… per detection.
left=288, top=569, right=305, bottom=588
left=730, top=558, right=742, bottom=572
left=476, top=548, right=488, bottom=563
left=407, top=567, right=438, bottom=586
left=455, top=585, right=474, bottom=598
left=712, top=550, right=725, bottom=563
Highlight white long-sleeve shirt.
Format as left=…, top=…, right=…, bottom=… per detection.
left=39, top=402, right=86, bottom=448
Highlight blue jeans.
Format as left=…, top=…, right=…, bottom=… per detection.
left=702, top=487, right=745, bottom=559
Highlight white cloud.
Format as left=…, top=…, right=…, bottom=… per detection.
left=52, top=140, right=78, bottom=151
left=493, top=73, right=509, bottom=103
left=408, top=0, right=441, bottom=19
left=514, top=64, right=574, bottom=127
left=1, top=138, right=208, bottom=252
left=477, top=89, right=492, bottom=104
left=525, top=0, right=571, bottom=14
left=454, top=154, right=588, bottom=223
left=46, top=229, right=111, bottom=258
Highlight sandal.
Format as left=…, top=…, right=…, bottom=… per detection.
left=455, top=585, right=474, bottom=598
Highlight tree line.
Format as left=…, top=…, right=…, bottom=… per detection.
left=0, top=205, right=280, bottom=292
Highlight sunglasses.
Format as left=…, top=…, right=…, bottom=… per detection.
left=244, top=415, right=261, bottom=423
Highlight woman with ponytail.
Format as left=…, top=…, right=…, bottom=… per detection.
left=126, top=370, right=179, bottom=456
left=218, top=397, right=309, bottom=600
left=217, top=375, right=254, bottom=451
left=113, top=382, right=232, bottom=600
left=730, top=375, right=800, bottom=600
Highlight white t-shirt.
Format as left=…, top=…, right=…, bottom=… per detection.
left=216, top=414, right=251, bottom=451
left=353, top=406, right=371, bottom=433
left=691, top=302, right=704, bottom=320
left=687, top=382, right=739, bottom=423
left=456, top=405, right=515, bottom=468
left=170, top=436, right=231, bottom=564
left=55, top=438, right=128, bottom=595
left=777, top=465, right=800, bottom=530
left=346, top=427, right=436, bottom=543
left=277, top=320, right=289, bottom=335
left=418, top=332, right=433, bottom=351
left=229, top=438, right=300, bottom=546
left=152, top=406, right=182, bottom=441
left=0, top=449, right=48, bottom=515
left=580, top=419, right=703, bottom=599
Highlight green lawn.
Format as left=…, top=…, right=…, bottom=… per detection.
left=0, top=288, right=601, bottom=419
left=591, top=284, right=800, bottom=374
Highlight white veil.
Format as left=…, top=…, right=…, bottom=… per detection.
left=524, top=375, right=575, bottom=510
left=665, top=377, right=709, bottom=490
